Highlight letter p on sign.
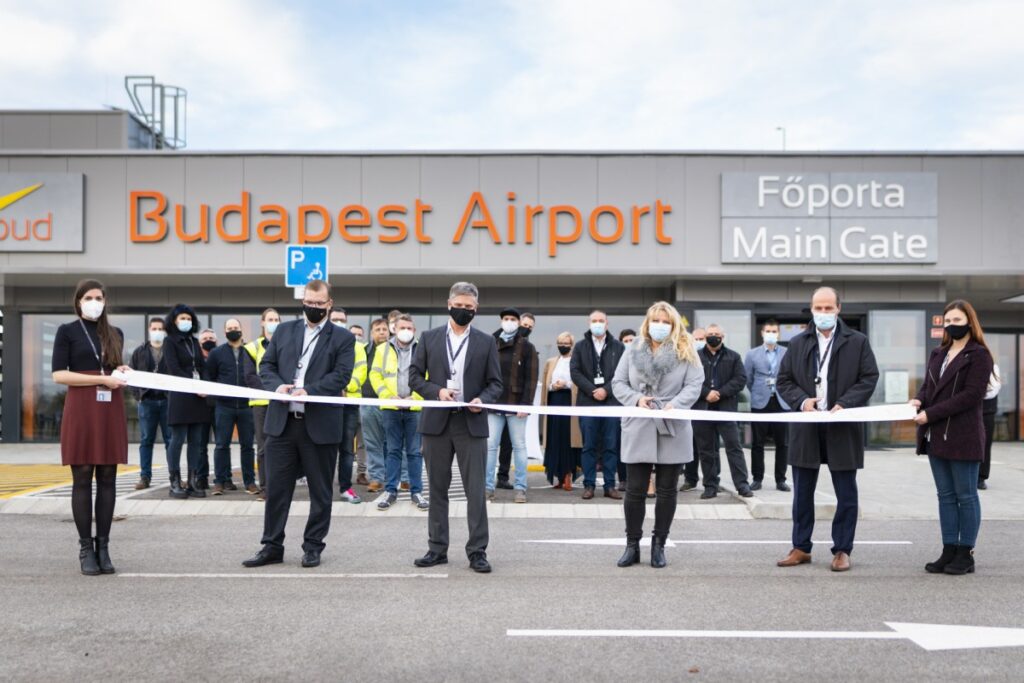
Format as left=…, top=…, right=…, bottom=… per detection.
left=285, top=244, right=329, bottom=287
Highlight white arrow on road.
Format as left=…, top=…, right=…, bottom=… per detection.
left=522, top=538, right=912, bottom=547
left=507, top=623, right=1024, bottom=651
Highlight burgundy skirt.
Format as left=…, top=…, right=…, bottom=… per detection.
left=60, top=371, right=129, bottom=466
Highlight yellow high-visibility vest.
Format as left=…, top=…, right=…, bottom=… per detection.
left=243, top=337, right=270, bottom=407
left=345, top=341, right=368, bottom=398
left=369, top=339, right=423, bottom=411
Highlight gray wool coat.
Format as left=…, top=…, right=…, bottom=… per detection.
left=612, top=341, right=705, bottom=465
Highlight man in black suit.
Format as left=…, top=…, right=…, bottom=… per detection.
left=242, top=280, right=355, bottom=569
left=409, top=281, right=503, bottom=573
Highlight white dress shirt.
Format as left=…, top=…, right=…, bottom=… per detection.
left=550, top=355, right=573, bottom=389
left=446, top=321, right=471, bottom=398
left=986, top=363, right=1002, bottom=400
left=291, top=318, right=327, bottom=412
left=815, top=328, right=836, bottom=411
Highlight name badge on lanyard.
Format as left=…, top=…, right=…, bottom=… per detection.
left=96, top=388, right=112, bottom=402
left=79, top=320, right=112, bottom=403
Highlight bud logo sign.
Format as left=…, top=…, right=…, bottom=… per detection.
left=0, top=173, right=84, bottom=252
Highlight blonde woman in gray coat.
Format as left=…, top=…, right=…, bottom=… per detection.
left=612, top=301, right=704, bottom=568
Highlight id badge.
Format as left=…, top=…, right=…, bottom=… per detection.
left=446, top=379, right=459, bottom=392
left=815, top=380, right=826, bottom=409
left=96, top=389, right=112, bottom=403
left=594, top=376, right=605, bottom=386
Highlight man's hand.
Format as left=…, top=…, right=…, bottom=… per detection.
left=516, top=411, right=528, bottom=418
left=439, top=388, right=457, bottom=402
left=637, top=396, right=655, bottom=409
left=706, top=390, right=721, bottom=403
left=829, top=404, right=843, bottom=414
left=801, top=398, right=818, bottom=412
left=593, top=388, right=608, bottom=401
left=116, top=365, right=131, bottom=374
left=913, top=410, right=929, bottom=425
left=276, top=384, right=294, bottom=394
left=468, top=398, right=483, bottom=413
left=290, top=388, right=308, bottom=397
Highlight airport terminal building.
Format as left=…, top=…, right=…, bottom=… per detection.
left=1, top=110, right=1022, bottom=445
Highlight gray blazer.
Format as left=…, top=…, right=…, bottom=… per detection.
left=612, top=341, right=705, bottom=465
left=744, top=344, right=791, bottom=410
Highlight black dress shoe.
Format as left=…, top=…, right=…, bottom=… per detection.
left=469, top=553, right=492, bottom=573
left=776, top=481, right=792, bottom=492
left=700, top=486, right=717, bottom=500
left=977, top=480, right=988, bottom=490
left=301, top=550, right=321, bottom=568
left=168, top=477, right=188, bottom=499
left=737, top=485, right=754, bottom=498
left=750, top=480, right=763, bottom=491
left=414, top=550, right=448, bottom=568
left=242, top=548, right=283, bottom=568
left=496, top=479, right=514, bottom=490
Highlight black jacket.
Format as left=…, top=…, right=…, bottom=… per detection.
left=777, top=318, right=879, bottom=471
left=206, top=342, right=256, bottom=408
left=570, top=331, right=625, bottom=407
left=915, top=340, right=993, bottom=462
left=163, top=331, right=210, bottom=426
left=492, top=330, right=538, bottom=406
left=128, top=343, right=169, bottom=401
left=409, top=324, right=503, bottom=438
left=259, top=320, right=355, bottom=445
left=694, top=345, right=746, bottom=412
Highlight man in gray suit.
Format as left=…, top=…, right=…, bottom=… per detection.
left=242, top=280, right=355, bottom=569
left=409, top=282, right=503, bottom=573
left=744, top=319, right=791, bottom=492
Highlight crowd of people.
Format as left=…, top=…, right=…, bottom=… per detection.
left=52, top=279, right=1000, bottom=578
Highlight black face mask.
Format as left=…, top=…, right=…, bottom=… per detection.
left=304, top=305, right=328, bottom=325
left=449, top=307, right=475, bottom=326
left=519, top=326, right=532, bottom=338
left=945, top=323, right=970, bottom=341
left=201, top=340, right=217, bottom=352
left=226, top=330, right=242, bottom=343
left=706, top=335, right=723, bottom=348
left=557, top=344, right=572, bottom=356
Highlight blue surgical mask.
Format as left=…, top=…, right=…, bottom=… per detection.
left=813, top=313, right=837, bottom=331
left=265, top=321, right=279, bottom=336
left=649, top=322, right=671, bottom=342
left=694, top=340, right=706, bottom=351
left=590, top=322, right=606, bottom=337
left=176, top=319, right=192, bottom=334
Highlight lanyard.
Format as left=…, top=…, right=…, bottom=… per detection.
left=708, top=351, right=723, bottom=388
left=767, top=347, right=779, bottom=376
left=297, top=327, right=323, bottom=370
left=814, top=334, right=836, bottom=384
left=446, top=330, right=469, bottom=378
left=78, top=319, right=105, bottom=376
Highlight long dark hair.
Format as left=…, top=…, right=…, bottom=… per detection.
left=942, top=299, right=989, bottom=352
left=73, top=279, right=122, bottom=367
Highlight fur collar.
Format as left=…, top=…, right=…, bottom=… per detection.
left=632, top=339, right=679, bottom=389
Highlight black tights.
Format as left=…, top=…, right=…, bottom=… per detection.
left=624, top=462, right=682, bottom=542
left=71, top=465, right=117, bottom=539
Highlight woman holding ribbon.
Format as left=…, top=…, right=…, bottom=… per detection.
left=611, top=301, right=704, bottom=568
left=163, top=303, right=209, bottom=499
left=51, top=279, right=129, bottom=575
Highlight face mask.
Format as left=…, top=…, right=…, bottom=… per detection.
left=80, top=299, right=105, bottom=321
left=590, top=322, right=606, bottom=337
left=763, top=332, right=779, bottom=345
left=332, top=320, right=347, bottom=329
left=149, top=330, right=166, bottom=345
left=354, top=335, right=365, bottom=343
left=226, top=330, right=243, bottom=343
left=519, top=326, right=532, bottom=338
left=706, top=335, right=723, bottom=348
left=694, top=340, right=706, bottom=351
left=945, top=323, right=970, bottom=340
left=449, top=307, right=475, bottom=326
left=177, top=319, right=193, bottom=334
left=557, top=344, right=572, bottom=356
left=201, top=340, right=217, bottom=352
left=501, top=320, right=519, bottom=335
left=396, top=329, right=415, bottom=344
left=304, top=305, right=328, bottom=325
left=649, top=322, right=672, bottom=342
left=265, top=321, right=279, bottom=336
left=813, top=313, right=838, bottom=331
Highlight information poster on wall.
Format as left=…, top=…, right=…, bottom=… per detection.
left=885, top=370, right=910, bottom=403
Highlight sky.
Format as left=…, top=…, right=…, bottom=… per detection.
left=2, top=0, right=1022, bottom=151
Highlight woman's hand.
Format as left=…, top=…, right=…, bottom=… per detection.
left=912, top=410, right=929, bottom=425
left=116, top=365, right=131, bottom=374
left=104, top=375, right=127, bottom=390
left=909, top=399, right=922, bottom=409
left=637, top=396, right=655, bottom=409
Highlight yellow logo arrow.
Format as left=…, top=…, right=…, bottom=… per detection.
left=0, top=183, right=44, bottom=211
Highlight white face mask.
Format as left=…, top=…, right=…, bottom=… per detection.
left=501, top=320, right=519, bottom=335
left=80, top=299, right=104, bottom=320
left=265, top=321, right=279, bottom=336
left=694, top=340, right=706, bottom=351
left=396, top=329, right=415, bottom=344
left=149, top=330, right=167, bottom=345
left=332, top=320, right=347, bottom=329
left=763, top=332, right=779, bottom=345
left=590, top=322, right=606, bottom=337
left=649, top=322, right=672, bottom=342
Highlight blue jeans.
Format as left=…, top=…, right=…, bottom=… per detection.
left=168, top=423, right=205, bottom=480
left=579, top=416, right=620, bottom=490
left=361, top=406, right=387, bottom=483
left=486, top=413, right=528, bottom=492
left=384, top=410, right=422, bottom=494
left=137, top=399, right=170, bottom=480
left=929, top=455, right=981, bottom=547
left=213, top=403, right=256, bottom=486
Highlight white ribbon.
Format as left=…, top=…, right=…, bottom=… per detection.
left=113, top=370, right=915, bottom=424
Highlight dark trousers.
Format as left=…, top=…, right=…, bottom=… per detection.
left=751, top=395, right=789, bottom=484
left=261, top=416, right=337, bottom=554
left=981, top=410, right=995, bottom=482
left=683, top=434, right=711, bottom=485
left=137, top=398, right=170, bottom=480
left=197, top=421, right=212, bottom=480
left=694, top=419, right=749, bottom=489
left=624, top=462, right=683, bottom=541
left=336, top=405, right=359, bottom=492
left=253, top=404, right=268, bottom=489
left=498, top=425, right=512, bottom=482
left=791, top=429, right=859, bottom=555
left=422, top=412, right=489, bottom=557
left=168, top=423, right=204, bottom=480
left=213, top=403, right=255, bottom=486
left=579, top=416, right=620, bottom=490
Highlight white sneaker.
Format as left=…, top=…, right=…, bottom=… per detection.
left=340, top=488, right=362, bottom=504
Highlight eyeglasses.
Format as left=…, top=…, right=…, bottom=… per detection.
left=302, top=300, right=330, bottom=308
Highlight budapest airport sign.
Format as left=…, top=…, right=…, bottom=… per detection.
left=0, top=173, right=84, bottom=252
left=721, top=173, right=938, bottom=264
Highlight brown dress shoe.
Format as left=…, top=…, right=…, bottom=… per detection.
left=562, top=474, right=573, bottom=492
left=582, top=487, right=595, bottom=500
left=604, top=488, right=623, bottom=500
left=356, top=473, right=369, bottom=486
left=367, top=481, right=383, bottom=493
left=831, top=552, right=851, bottom=572
left=134, top=478, right=150, bottom=490
left=777, top=548, right=812, bottom=567
left=400, top=482, right=410, bottom=491
left=246, top=484, right=260, bottom=495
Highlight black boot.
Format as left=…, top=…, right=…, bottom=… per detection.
left=168, top=474, right=188, bottom=499
left=617, top=539, right=641, bottom=567
left=650, top=534, right=667, bottom=569
left=79, top=538, right=100, bottom=576
left=925, top=544, right=956, bottom=574
left=187, top=472, right=206, bottom=498
left=944, top=545, right=975, bottom=575
left=95, top=537, right=115, bottom=574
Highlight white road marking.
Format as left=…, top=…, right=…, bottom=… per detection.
left=523, top=538, right=912, bottom=547
left=119, top=572, right=447, bottom=579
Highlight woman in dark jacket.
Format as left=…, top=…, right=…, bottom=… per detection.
left=912, top=299, right=993, bottom=576
left=163, top=304, right=209, bottom=499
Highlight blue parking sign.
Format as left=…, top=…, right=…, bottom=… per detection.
left=285, top=245, right=329, bottom=287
